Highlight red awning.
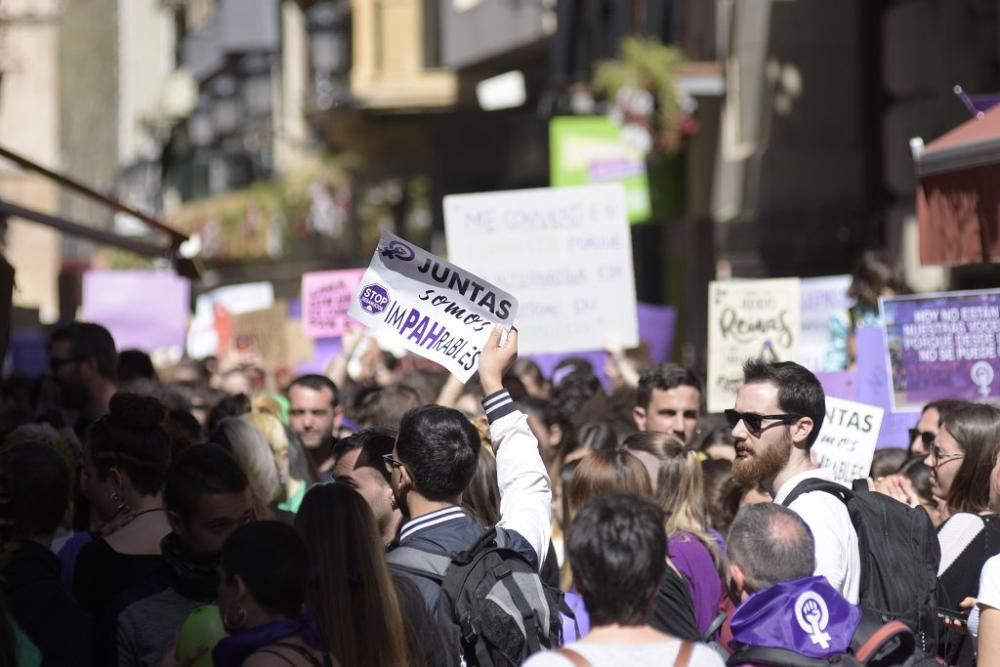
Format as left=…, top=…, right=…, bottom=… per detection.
left=915, top=104, right=1000, bottom=266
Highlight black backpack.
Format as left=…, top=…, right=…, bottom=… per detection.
left=727, top=609, right=939, bottom=666
left=387, top=526, right=562, bottom=666
left=781, top=478, right=941, bottom=653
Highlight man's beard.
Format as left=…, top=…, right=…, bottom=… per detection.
left=732, top=430, right=792, bottom=486
left=56, top=379, right=90, bottom=411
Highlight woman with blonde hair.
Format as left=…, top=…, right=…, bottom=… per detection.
left=563, top=447, right=700, bottom=642
left=212, top=418, right=282, bottom=521
left=624, top=431, right=725, bottom=637
left=243, top=411, right=311, bottom=514
left=295, top=484, right=437, bottom=667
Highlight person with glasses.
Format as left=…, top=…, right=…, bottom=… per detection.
left=726, top=359, right=861, bottom=604
left=47, top=322, right=118, bottom=440
left=925, top=403, right=1000, bottom=666
left=909, top=399, right=967, bottom=458
left=383, top=326, right=552, bottom=663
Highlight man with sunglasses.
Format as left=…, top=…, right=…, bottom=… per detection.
left=726, top=359, right=861, bottom=604
left=908, top=399, right=966, bottom=458
left=47, top=322, right=118, bottom=440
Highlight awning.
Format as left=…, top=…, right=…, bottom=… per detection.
left=914, top=103, right=1000, bottom=266
left=0, top=145, right=198, bottom=278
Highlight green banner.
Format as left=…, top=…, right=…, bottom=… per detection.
left=549, top=116, right=652, bottom=223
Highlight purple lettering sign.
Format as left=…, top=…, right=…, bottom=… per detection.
left=880, top=289, right=1000, bottom=411
left=301, top=269, right=365, bottom=339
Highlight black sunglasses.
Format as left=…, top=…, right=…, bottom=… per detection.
left=49, top=356, right=81, bottom=373
left=908, top=429, right=935, bottom=447
left=724, top=409, right=802, bottom=437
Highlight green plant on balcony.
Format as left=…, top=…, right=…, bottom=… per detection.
left=592, top=37, right=696, bottom=155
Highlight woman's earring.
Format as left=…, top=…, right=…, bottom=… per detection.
left=110, top=491, right=128, bottom=515
left=224, top=606, right=247, bottom=630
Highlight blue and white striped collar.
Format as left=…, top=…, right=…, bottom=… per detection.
left=399, top=505, right=467, bottom=542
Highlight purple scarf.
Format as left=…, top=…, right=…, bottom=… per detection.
left=213, top=616, right=326, bottom=667
left=730, top=576, right=862, bottom=659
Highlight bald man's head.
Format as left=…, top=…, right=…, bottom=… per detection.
left=727, top=503, right=815, bottom=592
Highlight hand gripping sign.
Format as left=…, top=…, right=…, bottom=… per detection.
left=348, top=231, right=519, bottom=382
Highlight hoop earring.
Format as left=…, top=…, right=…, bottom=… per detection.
left=110, top=491, right=129, bottom=515
left=224, top=607, right=247, bottom=630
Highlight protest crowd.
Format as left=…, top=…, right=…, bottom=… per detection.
left=2, top=246, right=1000, bottom=667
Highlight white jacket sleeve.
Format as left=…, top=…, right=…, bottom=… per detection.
left=483, top=389, right=552, bottom=568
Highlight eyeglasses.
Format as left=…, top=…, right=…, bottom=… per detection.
left=724, top=409, right=802, bottom=438
left=382, top=453, right=405, bottom=475
left=926, top=446, right=965, bottom=466
left=908, top=429, right=936, bottom=448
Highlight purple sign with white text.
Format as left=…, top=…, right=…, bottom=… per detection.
left=880, top=289, right=1000, bottom=412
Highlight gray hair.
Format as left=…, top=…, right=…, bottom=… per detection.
left=727, top=503, right=815, bottom=591
left=217, top=417, right=281, bottom=518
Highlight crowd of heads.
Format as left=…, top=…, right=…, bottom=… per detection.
left=2, top=316, right=1000, bottom=666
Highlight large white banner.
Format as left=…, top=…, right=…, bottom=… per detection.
left=707, top=278, right=801, bottom=413
left=347, top=231, right=518, bottom=382
left=812, top=397, right=884, bottom=486
left=444, top=183, right=637, bottom=355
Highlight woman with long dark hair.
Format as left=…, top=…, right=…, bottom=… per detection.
left=294, top=484, right=436, bottom=667
left=926, top=403, right=1000, bottom=665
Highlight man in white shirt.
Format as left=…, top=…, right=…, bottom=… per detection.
left=726, top=359, right=861, bottom=604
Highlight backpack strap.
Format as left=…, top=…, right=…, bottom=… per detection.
left=780, top=477, right=853, bottom=508
left=851, top=615, right=915, bottom=666
left=674, top=640, right=694, bottom=667
left=492, top=558, right=544, bottom=654
left=726, top=645, right=850, bottom=666
left=259, top=642, right=334, bottom=667
left=385, top=545, right=453, bottom=581
left=555, top=647, right=593, bottom=667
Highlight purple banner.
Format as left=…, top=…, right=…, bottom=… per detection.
left=855, top=325, right=920, bottom=449
left=880, top=289, right=1000, bottom=412
left=82, top=271, right=191, bottom=352
left=526, top=302, right=677, bottom=389
left=815, top=371, right=857, bottom=401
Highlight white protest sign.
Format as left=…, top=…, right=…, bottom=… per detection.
left=444, top=183, right=637, bottom=355
left=812, top=397, right=884, bottom=486
left=347, top=230, right=518, bottom=382
left=707, top=278, right=801, bottom=413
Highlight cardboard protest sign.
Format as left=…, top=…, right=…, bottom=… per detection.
left=549, top=116, right=652, bottom=223
left=82, top=270, right=191, bottom=351
left=187, top=282, right=274, bottom=359
left=301, top=269, right=366, bottom=339
left=347, top=231, right=518, bottom=382
left=799, top=275, right=852, bottom=372
left=812, top=396, right=884, bottom=486
left=444, top=183, right=637, bottom=355
left=229, top=301, right=315, bottom=370
left=707, top=278, right=801, bottom=413
left=880, top=288, right=1000, bottom=411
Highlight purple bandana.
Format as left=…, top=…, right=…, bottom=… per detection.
left=212, top=616, right=325, bottom=667
left=730, top=576, right=862, bottom=659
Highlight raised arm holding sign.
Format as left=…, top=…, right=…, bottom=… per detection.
left=347, top=230, right=519, bottom=382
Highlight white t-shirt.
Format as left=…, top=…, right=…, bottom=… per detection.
left=970, top=553, right=1000, bottom=637
left=522, top=641, right=725, bottom=667
left=773, top=468, right=861, bottom=604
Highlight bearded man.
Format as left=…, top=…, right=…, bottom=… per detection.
left=724, top=360, right=860, bottom=604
